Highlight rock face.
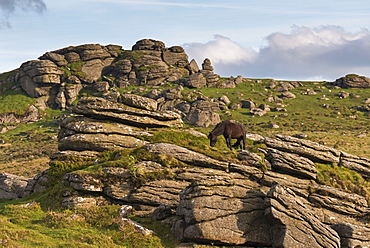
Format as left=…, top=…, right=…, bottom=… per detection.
left=3, top=39, right=245, bottom=110
left=58, top=96, right=182, bottom=152
left=0, top=173, right=31, bottom=199
left=0, top=105, right=41, bottom=124
left=334, top=74, right=370, bottom=88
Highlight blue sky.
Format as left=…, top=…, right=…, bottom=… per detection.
left=1, top=0, right=370, bottom=81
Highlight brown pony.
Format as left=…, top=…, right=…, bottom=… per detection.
left=208, top=120, right=246, bottom=150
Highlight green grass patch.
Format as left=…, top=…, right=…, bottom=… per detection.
left=0, top=69, right=18, bottom=81
left=0, top=202, right=165, bottom=247
left=0, top=90, right=37, bottom=114
left=316, top=163, right=370, bottom=200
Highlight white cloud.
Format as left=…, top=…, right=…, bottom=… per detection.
left=184, top=26, right=370, bottom=81
left=183, top=35, right=257, bottom=66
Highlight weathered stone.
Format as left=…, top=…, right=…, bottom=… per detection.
left=176, top=178, right=269, bottom=245
left=241, top=100, right=255, bottom=109
left=274, top=82, right=296, bottom=92
left=120, top=93, right=158, bottom=111
left=250, top=107, right=266, bottom=116
left=58, top=133, right=148, bottom=152
left=185, top=109, right=220, bottom=127
left=63, top=83, right=83, bottom=106
left=331, top=223, right=370, bottom=248
left=151, top=204, right=173, bottom=221
left=93, top=81, right=109, bottom=92
left=0, top=173, right=31, bottom=199
left=119, top=205, right=134, bottom=218
left=266, top=148, right=317, bottom=180
left=188, top=59, right=199, bottom=73
left=334, top=74, right=370, bottom=88
left=61, top=196, right=108, bottom=208
left=24, top=170, right=49, bottom=196
left=219, top=95, right=230, bottom=105
left=72, top=97, right=183, bottom=128
left=180, top=73, right=207, bottom=88
left=201, top=58, right=213, bottom=72
left=62, top=173, right=104, bottom=192
left=20, top=60, right=64, bottom=78
left=259, top=171, right=312, bottom=198
left=163, top=46, right=189, bottom=67
left=279, top=91, right=296, bottom=99
left=144, top=143, right=229, bottom=171
left=308, top=184, right=369, bottom=215
left=117, top=217, right=154, bottom=236
left=211, top=78, right=236, bottom=89
left=263, top=135, right=341, bottom=164
left=104, top=180, right=134, bottom=201
left=204, top=73, right=220, bottom=86
left=167, top=68, right=189, bottom=82
left=237, top=150, right=270, bottom=169
left=50, top=150, right=100, bottom=160
left=82, top=58, right=113, bottom=83
left=132, top=39, right=165, bottom=51
left=64, top=52, right=81, bottom=63
left=0, top=105, right=41, bottom=124
left=339, top=151, right=370, bottom=179
left=79, top=46, right=111, bottom=61
left=58, top=116, right=152, bottom=140
left=175, top=167, right=237, bottom=183
left=266, top=184, right=341, bottom=248
left=129, top=180, right=188, bottom=208
left=39, top=52, right=68, bottom=67
left=162, top=86, right=183, bottom=100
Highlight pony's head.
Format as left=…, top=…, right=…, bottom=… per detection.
left=208, top=132, right=217, bottom=147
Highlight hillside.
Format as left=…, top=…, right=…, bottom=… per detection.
left=0, top=39, right=369, bottom=247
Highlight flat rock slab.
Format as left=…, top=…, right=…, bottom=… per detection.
left=73, top=97, right=183, bottom=128
left=144, top=143, right=229, bottom=171
left=264, top=135, right=341, bottom=164
left=58, top=133, right=148, bottom=152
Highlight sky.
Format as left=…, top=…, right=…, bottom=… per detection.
left=1, top=0, right=370, bottom=81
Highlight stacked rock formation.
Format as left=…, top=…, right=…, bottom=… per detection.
left=57, top=95, right=183, bottom=152
left=1, top=39, right=243, bottom=113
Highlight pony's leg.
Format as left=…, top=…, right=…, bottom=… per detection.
left=242, top=137, right=246, bottom=150
left=232, top=139, right=240, bottom=148
left=225, top=135, right=232, bottom=150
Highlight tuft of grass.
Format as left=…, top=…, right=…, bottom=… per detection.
left=0, top=90, right=37, bottom=114
left=316, top=163, right=370, bottom=200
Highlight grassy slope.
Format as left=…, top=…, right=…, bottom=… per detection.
left=187, top=79, right=370, bottom=157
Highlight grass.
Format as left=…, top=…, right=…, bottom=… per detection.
left=0, top=69, right=18, bottom=81
left=316, top=163, right=370, bottom=201
left=0, top=90, right=37, bottom=115
left=192, top=79, right=370, bottom=158
left=0, top=202, right=168, bottom=247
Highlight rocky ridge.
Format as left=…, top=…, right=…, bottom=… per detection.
left=1, top=96, right=369, bottom=247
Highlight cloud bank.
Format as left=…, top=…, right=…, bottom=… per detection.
left=183, top=26, right=370, bottom=81
left=0, top=0, right=46, bottom=27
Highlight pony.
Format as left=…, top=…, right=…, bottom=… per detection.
left=208, top=120, right=246, bottom=150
